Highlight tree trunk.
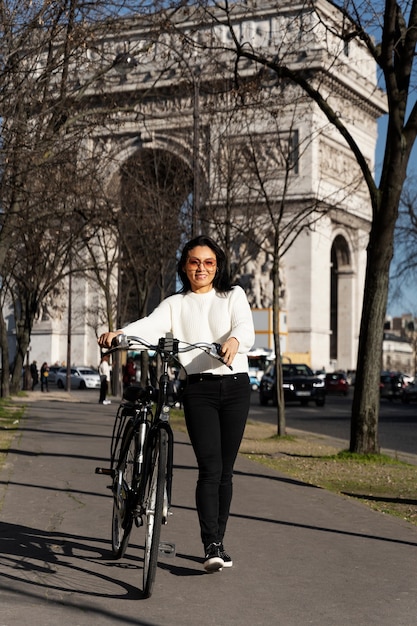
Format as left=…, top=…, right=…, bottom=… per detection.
left=10, top=337, right=29, bottom=395
left=350, top=180, right=403, bottom=453
left=0, top=307, right=10, bottom=397
left=350, top=261, right=387, bottom=454
left=141, top=351, right=150, bottom=387
left=272, top=236, right=286, bottom=436
left=10, top=301, right=35, bottom=394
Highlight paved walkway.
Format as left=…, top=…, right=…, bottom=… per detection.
left=1, top=392, right=417, bottom=625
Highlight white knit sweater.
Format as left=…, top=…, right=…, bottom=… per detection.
left=122, top=286, right=255, bottom=375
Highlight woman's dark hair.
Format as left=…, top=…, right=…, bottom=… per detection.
left=177, top=235, right=232, bottom=293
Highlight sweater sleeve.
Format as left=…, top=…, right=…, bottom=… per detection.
left=228, top=286, right=255, bottom=354
left=121, top=298, right=173, bottom=345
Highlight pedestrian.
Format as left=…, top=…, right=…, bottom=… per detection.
left=40, top=362, right=49, bottom=392
left=98, top=354, right=111, bottom=405
left=30, top=361, right=39, bottom=391
left=122, top=356, right=136, bottom=389
left=98, top=235, right=255, bottom=573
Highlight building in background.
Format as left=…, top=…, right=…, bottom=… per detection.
left=4, top=1, right=386, bottom=377
left=383, top=315, right=416, bottom=378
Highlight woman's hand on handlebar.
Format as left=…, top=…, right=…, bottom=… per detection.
left=98, top=330, right=123, bottom=349
left=218, top=337, right=239, bottom=367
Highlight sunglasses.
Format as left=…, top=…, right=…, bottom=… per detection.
left=186, top=257, right=217, bottom=271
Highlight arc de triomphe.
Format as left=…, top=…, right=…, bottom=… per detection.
left=30, top=1, right=386, bottom=373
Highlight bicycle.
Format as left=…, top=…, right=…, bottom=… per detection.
left=96, top=333, right=230, bottom=598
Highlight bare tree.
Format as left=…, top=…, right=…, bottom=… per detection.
left=2, top=150, right=106, bottom=393
left=0, top=1, right=164, bottom=393
left=204, top=71, right=362, bottom=434
left=118, top=149, right=191, bottom=319
left=175, top=0, right=417, bottom=454
left=390, top=175, right=417, bottom=305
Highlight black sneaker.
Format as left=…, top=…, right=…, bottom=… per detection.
left=219, top=544, right=233, bottom=568
left=203, top=542, right=224, bottom=573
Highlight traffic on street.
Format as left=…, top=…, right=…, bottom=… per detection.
left=248, top=390, right=417, bottom=458
left=44, top=378, right=417, bottom=458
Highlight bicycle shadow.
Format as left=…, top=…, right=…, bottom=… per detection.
left=0, top=520, right=147, bottom=601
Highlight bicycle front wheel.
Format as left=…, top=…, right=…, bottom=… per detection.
left=143, top=428, right=168, bottom=598
left=112, top=422, right=137, bottom=559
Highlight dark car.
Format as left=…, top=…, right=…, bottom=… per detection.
left=259, top=363, right=326, bottom=407
left=325, top=372, right=350, bottom=396
left=380, top=372, right=407, bottom=401
left=401, top=382, right=417, bottom=404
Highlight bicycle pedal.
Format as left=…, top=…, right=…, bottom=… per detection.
left=159, top=542, right=176, bottom=558
left=95, top=467, right=114, bottom=477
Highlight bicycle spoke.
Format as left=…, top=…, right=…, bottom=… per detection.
left=111, top=423, right=136, bottom=558
left=142, top=428, right=168, bottom=598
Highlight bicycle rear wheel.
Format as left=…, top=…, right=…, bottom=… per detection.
left=142, top=428, right=168, bottom=598
left=112, top=422, right=137, bottom=559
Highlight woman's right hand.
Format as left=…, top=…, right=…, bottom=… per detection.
left=98, top=331, right=123, bottom=349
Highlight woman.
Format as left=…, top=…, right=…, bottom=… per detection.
left=40, top=362, right=49, bottom=392
left=98, top=235, right=255, bottom=572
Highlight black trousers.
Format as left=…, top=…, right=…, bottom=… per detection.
left=99, top=378, right=107, bottom=403
left=182, top=373, right=250, bottom=548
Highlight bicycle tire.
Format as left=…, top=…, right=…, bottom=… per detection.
left=111, top=421, right=137, bottom=559
left=142, top=428, right=168, bottom=598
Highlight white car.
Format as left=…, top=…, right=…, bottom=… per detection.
left=55, top=366, right=101, bottom=390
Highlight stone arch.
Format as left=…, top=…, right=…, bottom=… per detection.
left=116, top=145, right=195, bottom=318
left=100, top=131, right=208, bottom=229
left=330, top=233, right=355, bottom=369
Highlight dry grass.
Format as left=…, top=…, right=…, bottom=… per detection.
left=170, top=411, right=417, bottom=526
left=240, top=419, right=417, bottom=526
left=0, top=402, right=24, bottom=466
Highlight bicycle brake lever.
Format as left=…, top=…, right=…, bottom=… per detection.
left=210, top=343, right=233, bottom=370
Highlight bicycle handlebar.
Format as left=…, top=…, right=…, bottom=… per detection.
left=108, top=333, right=233, bottom=370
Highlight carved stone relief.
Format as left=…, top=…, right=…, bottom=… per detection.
left=239, top=250, right=285, bottom=310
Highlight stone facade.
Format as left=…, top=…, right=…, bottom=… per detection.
left=10, top=1, right=386, bottom=374
left=383, top=315, right=416, bottom=377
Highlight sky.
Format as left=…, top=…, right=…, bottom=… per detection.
left=353, top=1, right=417, bottom=319
left=375, top=112, right=417, bottom=319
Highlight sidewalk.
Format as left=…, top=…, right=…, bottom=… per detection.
left=16, top=388, right=94, bottom=402
left=1, top=395, right=417, bottom=625
left=12, top=387, right=417, bottom=465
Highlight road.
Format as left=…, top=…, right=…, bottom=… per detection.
left=249, top=390, right=417, bottom=457
left=44, top=383, right=417, bottom=457
left=4, top=390, right=417, bottom=625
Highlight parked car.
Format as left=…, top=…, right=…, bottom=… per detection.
left=314, top=369, right=326, bottom=380
left=259, top=363, right=326, bottom=407
left=401, top=382, right=417, bottom=404
left=379, top=372, right=407, bottom=401
left=249, top=375, right=260, bottom=391
left=55, top=366, right=101, bottom=390
left=47, top=365, right=62, bottom=384
left=325, top=372, right=350, bottom=396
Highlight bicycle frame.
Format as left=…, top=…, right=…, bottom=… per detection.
left=96, top=333, right=229, bottom=597
left=128, top=337, right=176, bottom=517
